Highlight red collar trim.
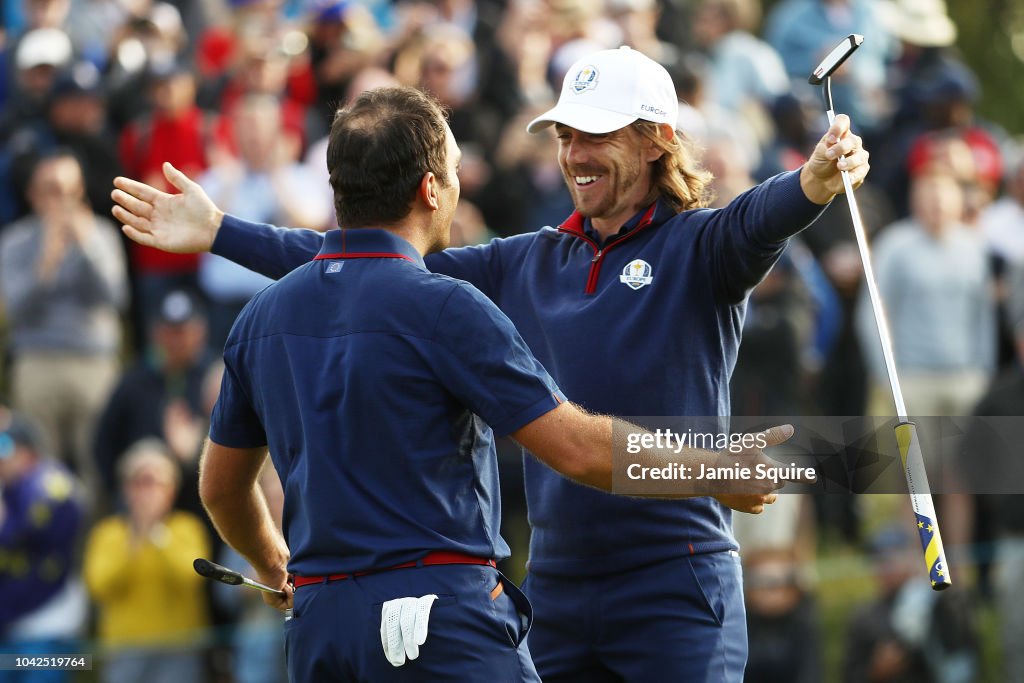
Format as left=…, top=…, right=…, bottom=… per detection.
left=557, top=202, right=658, bottom=237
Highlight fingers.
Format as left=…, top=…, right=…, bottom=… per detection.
left=163, top=161, right=197, bottom=193
left=400, top=601, right=418, bottom=661
left=760, top=424, right=795, bottom=448
left=113, top=176, right=163, bottom=203
left=260, top=585, right=293, bottom=612
left=715, top=492, right=778, bottom=514
left=111, top=188, right=154, bottom=220
left=121, top=224, right=156, bottom=247
left=825, top=131, right=860, bottom=160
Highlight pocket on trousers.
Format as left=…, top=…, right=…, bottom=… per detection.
left=687, top=554, right=726, bottom=627
left=494, top=574, right=533, bottom=648
left=291, top=581, right=330, bottom=620
left=371, top=594, right=459, bottom=612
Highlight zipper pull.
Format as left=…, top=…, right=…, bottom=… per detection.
left=591, top=249, right=602, bottom=263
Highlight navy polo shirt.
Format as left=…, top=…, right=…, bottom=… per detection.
left=211, top=169, right=825, bottom=578
left=209, top=228, right=564, bottom=576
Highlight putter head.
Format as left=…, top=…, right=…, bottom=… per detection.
left=808, top=34, right=864, bottom=85
left=193, top=558, right=244, bottom=585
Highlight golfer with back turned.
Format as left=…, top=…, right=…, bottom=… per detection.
left=113, top=48, right=868, bottom=681
left=180, top=85, right=789, bottom=682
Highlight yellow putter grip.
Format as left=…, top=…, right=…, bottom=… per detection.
left=894, top=422, right=952, bottom=590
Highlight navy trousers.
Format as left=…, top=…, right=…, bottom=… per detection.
left=284, top=564, right=540, bottom=682
left=523, top=551, right=748, bottom=682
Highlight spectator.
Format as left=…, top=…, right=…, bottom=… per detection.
left=401, top=23, right=498, bottom=199
left=203, top=31, right=315, bottom=155
left=856, top=168, right=994, bottom=417
left=843, top=524, right=979, bottom=683
left=742, top=547, right=822, bottom=683
left=476, top=105, right=573, bottom=234
left=93, top=289, right=214, bottom=504
left=305, top=0, right=384, bottom=130
left=981, top=155, right=1024, bottom=368
left=0, top=27, right=74, bottom=222
left=118, top=59, right=209, bottom=335
left=671, top=50, right=763, bottom=179
left=730, top=245, right=818, bottom=416
left=0, top=409, right=87, bottom=682
left=877, top=0, right=961, bottom=137
left=605, top=0, right=679, bottom=71
left=764, top=0, right=896, bottom=136
left=83, top=438, right=211, bottom=683
left=691, top=0, right=788, bottom=141
left=102, top=3, right=190, bottom=130
left=6, top=62, right=122, bottom=220
left=756, top=90, right=821, bottom=179
left=2, top=27, right=73, bottom=127
left=855, top=167, right=993, bottom=561
left=904, top=86, right=1004, bottom=223
left=959, top=271, right=1024, bottom=681
left=198, top=93, right=330, bottom=349
left=0, top=150, right=128, bottom=501
left=980, top=154, right=1024, bottom=266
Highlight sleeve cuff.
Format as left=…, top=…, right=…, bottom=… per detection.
left=490, top=390, right=567, bottom=437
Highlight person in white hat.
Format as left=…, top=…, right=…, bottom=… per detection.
left=111, top=45, right=868, bottom=682
left=2, top=28, right=74, bottom=137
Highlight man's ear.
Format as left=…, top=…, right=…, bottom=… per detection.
left=419, top=173, right=440, bottom=211
left=643, top=123, right=675, bottom=163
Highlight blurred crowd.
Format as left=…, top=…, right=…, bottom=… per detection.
left=0, top=0, right=1022, bottom=680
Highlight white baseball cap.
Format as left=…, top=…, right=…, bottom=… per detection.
left=527, top=46, right=678, bottom=135
left=16, top=28, right=73, bottom=71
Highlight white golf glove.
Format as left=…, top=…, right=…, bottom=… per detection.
left=380, top=594, right=438, bottom=667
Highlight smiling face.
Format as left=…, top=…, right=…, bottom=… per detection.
left=555, top=123, right=661, bottom=236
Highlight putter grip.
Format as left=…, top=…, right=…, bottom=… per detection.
left=193, top=558, right=244, bottom=585
left=894, top=422, right=952, bottom=590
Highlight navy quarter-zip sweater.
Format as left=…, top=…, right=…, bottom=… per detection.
left=212, top=169, right=825, bottom=578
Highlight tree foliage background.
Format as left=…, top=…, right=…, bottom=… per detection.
left=949, top=0, right=1024, bottom=137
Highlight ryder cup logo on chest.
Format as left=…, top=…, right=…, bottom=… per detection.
left=572, top=65, right=599, bottom=93
left=620, top=259, right=653, bottom=290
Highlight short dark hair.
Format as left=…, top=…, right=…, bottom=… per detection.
left=326, top=86, right=450, bottom=228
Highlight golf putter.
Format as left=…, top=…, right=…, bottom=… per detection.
left=809, top=34, right=951, bottom=590
left=193, top=558, right=289, bottom=597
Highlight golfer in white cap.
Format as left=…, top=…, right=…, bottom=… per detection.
left=112, top=45, right=869, bottom=682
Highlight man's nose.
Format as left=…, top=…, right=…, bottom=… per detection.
left=564, top=138, right=590, bottom=166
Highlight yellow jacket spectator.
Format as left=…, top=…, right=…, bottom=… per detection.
left=83, top=438, right=210, bottom=683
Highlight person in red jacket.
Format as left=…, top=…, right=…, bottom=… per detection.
left=118, top=60, right=209, bottom=342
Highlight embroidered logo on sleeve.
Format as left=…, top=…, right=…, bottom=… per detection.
left=325, top=261, right=344, bottom=274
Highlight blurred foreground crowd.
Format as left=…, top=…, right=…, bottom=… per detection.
left=0, top=0, right=1022, bottom=680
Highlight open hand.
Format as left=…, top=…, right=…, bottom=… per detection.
left=112, top=162, right=223, bottom=254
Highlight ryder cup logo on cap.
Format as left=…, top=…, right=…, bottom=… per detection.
left=528, top=46, right=678, bottom=134
left=572, top=65, right=599, bottom=93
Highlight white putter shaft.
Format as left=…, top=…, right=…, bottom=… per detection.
left=809, top=34, right=951, bottom=590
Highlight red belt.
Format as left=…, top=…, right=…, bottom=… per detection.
left=293, top=551, right=496, bottom=588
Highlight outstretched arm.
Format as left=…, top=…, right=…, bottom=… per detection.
left=513, top=404, right=797, bottom=514
left=112, top=162, right=324, bottom=279
left=704, top=113, right=870, bottom=303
